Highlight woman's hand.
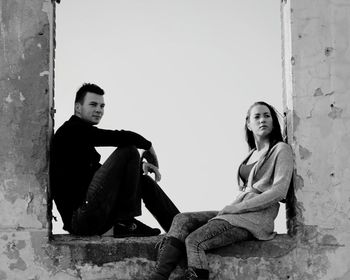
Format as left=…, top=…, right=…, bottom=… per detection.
left=218, top=204, right=238, bottom=215
left=142, top=162, right=162, bottom=182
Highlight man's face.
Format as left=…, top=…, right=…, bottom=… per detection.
left=75, top=92, right=105, bottom=125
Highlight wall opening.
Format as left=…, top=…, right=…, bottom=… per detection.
left=51, top=0, right=292, bottom=237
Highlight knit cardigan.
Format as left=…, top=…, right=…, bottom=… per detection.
left=212, top=142, right=294, bottom=240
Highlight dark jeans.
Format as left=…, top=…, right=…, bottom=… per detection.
left=70, top=146, right=179, bottom=236
left=168, top=212, right=254, bottom=270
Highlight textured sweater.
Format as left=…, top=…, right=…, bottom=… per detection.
left=213, top=142, right=293, bottom=240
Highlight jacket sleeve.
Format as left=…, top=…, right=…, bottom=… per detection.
left=228, top=144, right=293, bottom=214
left=73, top=124, right=152, bottom=150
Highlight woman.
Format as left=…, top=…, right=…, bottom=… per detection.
left=149, top=101, right=294, bottom=280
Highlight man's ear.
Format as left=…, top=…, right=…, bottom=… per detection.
left=74, top=102, right=81, bottom=116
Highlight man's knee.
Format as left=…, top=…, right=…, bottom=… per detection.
left=116, top=145, right=140, bottom=160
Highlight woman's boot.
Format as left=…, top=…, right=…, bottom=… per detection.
left=149, top=236, right=185, bottom=280
left=182, top=267, right=209, bottom=280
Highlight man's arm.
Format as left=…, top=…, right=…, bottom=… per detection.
left=74, top=123, right=152, bottom=150
left=141, top=145, right=159, bottom=168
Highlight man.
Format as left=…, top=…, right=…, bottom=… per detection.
left=50, top=83, right=179, bottom=237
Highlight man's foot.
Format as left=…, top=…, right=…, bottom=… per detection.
left=113, top=218, right=161, bottom=238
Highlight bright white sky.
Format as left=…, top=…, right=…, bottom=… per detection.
left=53, top=0, right=286, bottom=234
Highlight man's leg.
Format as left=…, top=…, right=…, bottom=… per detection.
left=140, top=175, right=180, bottom=232
left=71, top=146, right=143, bottom=235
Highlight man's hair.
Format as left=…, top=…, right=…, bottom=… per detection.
left=75, top=83, right=105, bottom=104
left=245, top=101, right=284, bottom=151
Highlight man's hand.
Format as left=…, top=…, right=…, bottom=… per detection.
left=142, top=162, right=162, bottom=182
left=141, top=146, right=159, bottom=168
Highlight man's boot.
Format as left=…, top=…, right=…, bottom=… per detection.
left=149, top=236, right=185, bottom=280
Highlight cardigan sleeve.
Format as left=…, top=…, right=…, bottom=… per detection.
left=228, top=144, right=293, bottom=214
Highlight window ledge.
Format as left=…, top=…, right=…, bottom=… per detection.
left=50, top=233, right=296, bottom=266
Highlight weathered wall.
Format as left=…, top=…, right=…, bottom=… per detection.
left=0, top=0, right=57, bottom=279
left=0, top=0, right=349, bottom=279
left=282, top=0, right=350, bottom=279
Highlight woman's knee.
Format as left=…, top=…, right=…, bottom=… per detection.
left=185, top=230, right=203, bottom=249
left=172, top=212, right=192, bottom=227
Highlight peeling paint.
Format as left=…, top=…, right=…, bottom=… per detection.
left=5, top=93, right=13, bottom=103
left=314, top=87, right=324, bottom=96
left=325, top=47, right=334, bottom=56
left=0, top=270, right=7, bottom=280
left=299, top=145, right=312, bottom=160
left=318, top=234, right=340, bottom=246
left=325, top=91, right=334, bottom=96
left=39, top=70, right=49, bottom=76
left=19, top=92, right=25, bottom=102
left=291, top=56, right=296, bottom=65
left=1, top=235, right=8, bottom=241
left=328, top=104, right=343, bottom=119
left=293, top=110, right=300, bottom=130
left=4, top=240, right=27, bottom=271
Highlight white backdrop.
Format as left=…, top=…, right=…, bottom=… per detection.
left=53, top=0, right=286, bottom=234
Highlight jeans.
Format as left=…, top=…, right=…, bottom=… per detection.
left=168, top=212, right=254, bottom=270
left=71, top=145, right=179, bottom=235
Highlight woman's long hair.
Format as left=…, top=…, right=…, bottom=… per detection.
left=245, top=101, right=284, bottom=151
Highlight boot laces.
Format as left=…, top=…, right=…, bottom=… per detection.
left=184, top=268, right=198, bottom=279
left=154, top=236, right=167, bottom=269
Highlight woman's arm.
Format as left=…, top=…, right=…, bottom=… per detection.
left=219, top=145, right=293, bottom=215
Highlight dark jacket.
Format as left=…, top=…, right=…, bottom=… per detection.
left=50, top=115, right=152, bottom=231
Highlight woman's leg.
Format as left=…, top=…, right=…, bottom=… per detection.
left=185, top=219, right=254, bottom=275
left=168, top=211, right=218, bottom=242
left=149, top=211, right=218, bottom=280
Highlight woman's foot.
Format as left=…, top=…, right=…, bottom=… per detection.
left=149, top=236, right=185, bottom=279
left=182, top=267, right=209, bottom=280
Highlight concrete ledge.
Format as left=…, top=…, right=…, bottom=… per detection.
left=50, top=233, right=296, bottom=266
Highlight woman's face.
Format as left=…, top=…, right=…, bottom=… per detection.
left=247, top=104, right=273, bottom=140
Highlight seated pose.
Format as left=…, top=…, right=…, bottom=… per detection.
left=150, top=101, right=293, bottom=280
left=50, top=83, right=179, bottom=237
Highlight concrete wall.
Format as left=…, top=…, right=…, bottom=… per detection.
left=0, top=0, right=349, bottom=279
left=281, top=0, right=350, bottom=279
left=0, top=0, right=56, bottom=279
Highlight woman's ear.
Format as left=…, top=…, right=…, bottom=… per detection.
left=246, top=120, right=252, bottom=131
